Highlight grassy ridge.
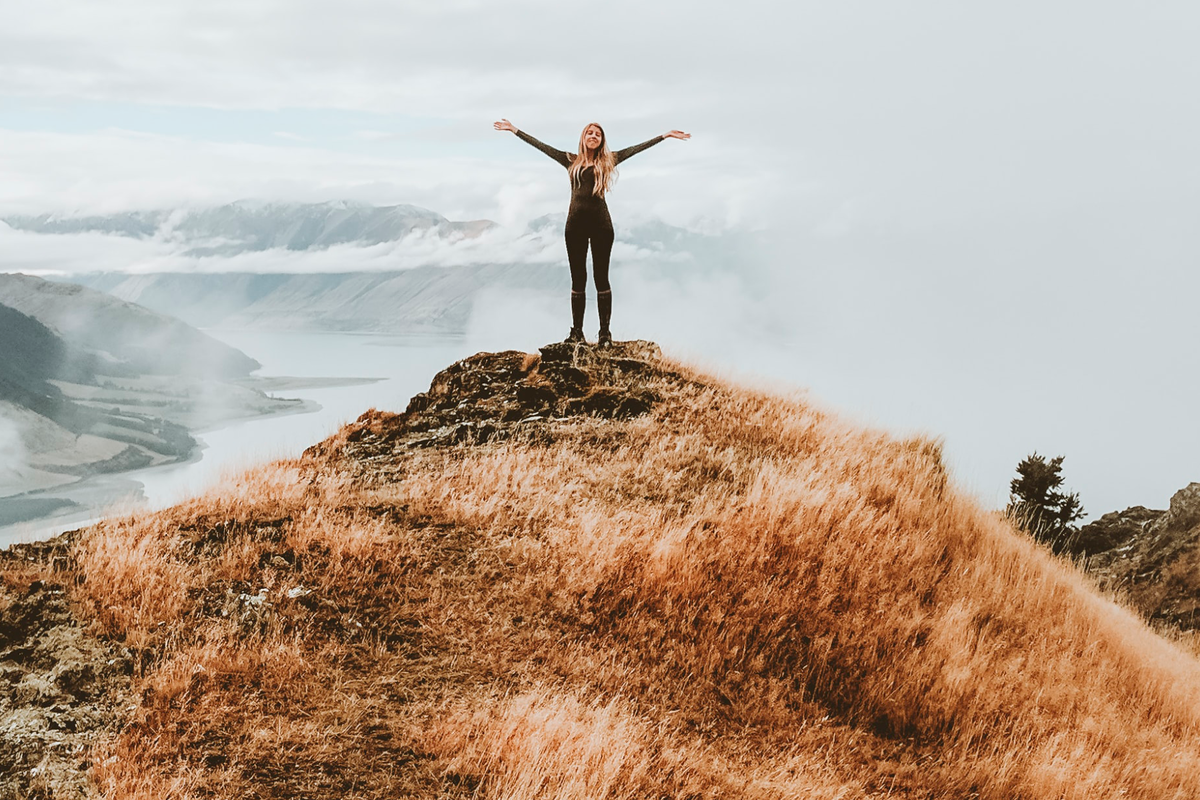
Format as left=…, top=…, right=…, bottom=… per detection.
left=57, top=348, right=1200, bottom=798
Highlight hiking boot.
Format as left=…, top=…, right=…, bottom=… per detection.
left=564, top=327, right=586, bottom=343
left=597, top=290, right=613, bottom=347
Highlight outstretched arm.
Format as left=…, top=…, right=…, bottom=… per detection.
left=494, top=118, right=572, bottom=168
left=613, top=129, right=690, bottom=164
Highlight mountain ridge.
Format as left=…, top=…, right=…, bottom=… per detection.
left=3, top=200, right=496, bottom=257
left=3, top=339, right=1199, bottom=798
left=0, top=272, right=259, bottom=378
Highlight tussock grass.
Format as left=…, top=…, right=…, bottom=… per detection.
left=424, top=688, right=853, bottom=799
left=56, top=356, right=1200, bottom=798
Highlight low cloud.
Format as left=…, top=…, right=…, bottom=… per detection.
left=0, top=127, right=773, bottom=233
left=0, top=217, right=696, bottom=277
left=0, top=412, right=29, bottom=495
left=0, top=222, right=178, bottom=273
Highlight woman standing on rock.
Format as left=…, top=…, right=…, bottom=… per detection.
left=494, top=119, right=690, bottom=345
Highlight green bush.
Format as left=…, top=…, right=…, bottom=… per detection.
left=1007, top=453, right=1084, bottom=552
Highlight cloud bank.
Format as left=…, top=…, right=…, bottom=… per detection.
left=0, top=215, right=704, bottom=277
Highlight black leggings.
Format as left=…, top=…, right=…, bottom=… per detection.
left=565, top=212, right=614, bottom=293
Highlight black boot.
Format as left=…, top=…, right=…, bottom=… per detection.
left=566, top=291, right=586, bottom=343
left=597, top=289, right=613, bottom=346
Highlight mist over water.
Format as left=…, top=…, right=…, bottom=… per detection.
left=128, top=330, right=477, bottom=508
left=0, top=330, right=475, bottom=547
left=0, top=415, right=28, bottom=493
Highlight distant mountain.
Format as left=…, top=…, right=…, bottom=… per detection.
left=4, top=201, right=748, bottom=267
left=70, top=263, right=566, bottom=335
left=0, top=304, right=92, bottom=419
left=3, top=200, right=496, bottom=257
left=12, top=200, right=756, bottom=336
left=0, top=273, right=259, bottom=378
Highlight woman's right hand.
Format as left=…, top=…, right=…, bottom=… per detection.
left=494, top=119, right=517, bottom=133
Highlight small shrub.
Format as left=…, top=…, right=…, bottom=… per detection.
left=1007, top=452, right=1084, bottom=552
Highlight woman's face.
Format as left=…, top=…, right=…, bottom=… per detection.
left=583, top=125, right=603, bottom=151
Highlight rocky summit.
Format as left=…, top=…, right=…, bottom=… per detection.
left=306, top=339, right=672, bottom=463
left=1073, top=483, right=1200, bottom=632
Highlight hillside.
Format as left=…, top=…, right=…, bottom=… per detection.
left=0, top=301, right=194, bottom=502
left=0, top=272, right=259, bottom=379
left=0, top=274, right=304, bottom=521
left=71, top=263, right=565, bottom=334
left=3, top=341, right=1200, bottom=798
left=0, top=303, right=93, bottom=417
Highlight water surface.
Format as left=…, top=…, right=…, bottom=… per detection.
left=0, top=330, right=474, bottom=547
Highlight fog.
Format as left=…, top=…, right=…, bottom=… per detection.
left=0, top=414, right=28, bottom=494
left=3, top=1, right=1200, bottom=518
left=0, top=215, right=708, bottom=277
left=463, top=214, right=1198, bottom=517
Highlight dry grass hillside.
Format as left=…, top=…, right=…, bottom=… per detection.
left=5, top=340, right=1200, bottom=799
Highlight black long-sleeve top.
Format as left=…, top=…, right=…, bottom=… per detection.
left=515, top=129, right=665, bottom=211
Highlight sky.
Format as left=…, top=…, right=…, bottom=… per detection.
left=2, top=1, right=1199, bottom=516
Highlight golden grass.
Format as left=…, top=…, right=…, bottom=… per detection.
left=424, top=688, right=854, bottom=799
left=54, top=356, right=1200, bottom=798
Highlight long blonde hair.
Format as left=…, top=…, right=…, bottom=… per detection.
left=569, top=122, right=618, bottom=197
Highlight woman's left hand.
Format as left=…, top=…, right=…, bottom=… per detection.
left=664, top=130, right=691, bottom=140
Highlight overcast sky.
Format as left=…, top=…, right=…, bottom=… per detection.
left=2, top=1, right=1199, bottom=515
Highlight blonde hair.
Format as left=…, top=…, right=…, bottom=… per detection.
left=569, top=122, right=618, bottom=198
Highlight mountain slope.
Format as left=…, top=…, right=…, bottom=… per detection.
left=0, top=303, right=89, bottom=416
left=0, top=272, right=259, bottom=378
left=5, top=341, right=1199, bottom=799
left=69, top=263, right=565, bottom=334
left=0, top=275, right=307, bottom=504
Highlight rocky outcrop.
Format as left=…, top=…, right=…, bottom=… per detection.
left=1073, top=483, right=1200, bottom=632
left=307, top=339, right=673, bottom=464
left=0, top=538, right=133, bottom=800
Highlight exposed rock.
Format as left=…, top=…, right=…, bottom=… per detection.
left=0, top=537, right=133, bottom=800
left=1161, top=482, right=1200, bottom=533
left=1074, top=482, right=1200, bottom=632
left=1071, top=506, right=1163, bottom=560
left=307, top=339, right=673, bottom=464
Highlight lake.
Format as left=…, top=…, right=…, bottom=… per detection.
left=0, top=330, right=476, bottom=547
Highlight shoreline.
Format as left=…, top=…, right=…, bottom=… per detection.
left=0, top=377, right=379, bottom=548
